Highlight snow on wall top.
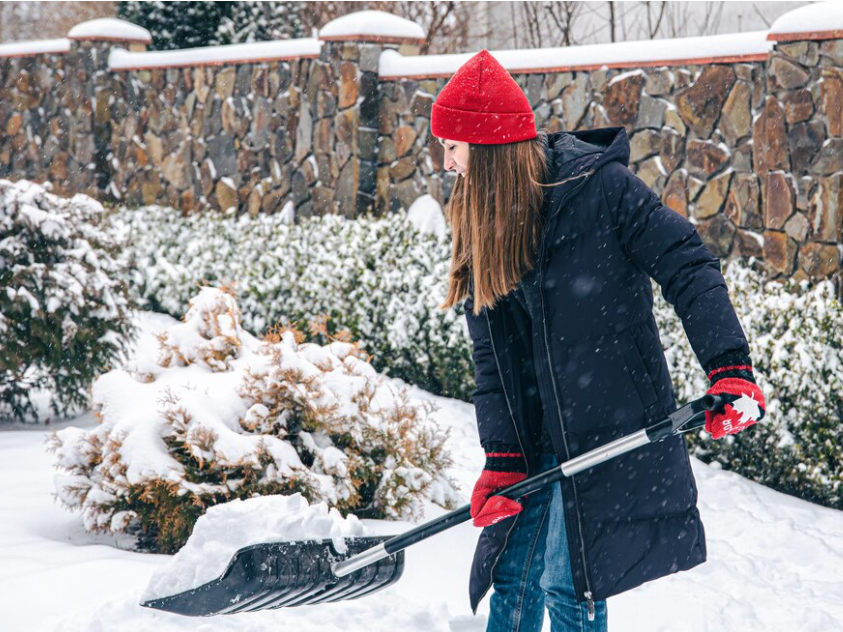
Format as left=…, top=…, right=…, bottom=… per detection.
left=319, top=10, right=425, bottom=43
left=380, top=31, right=773, bottom=79
left=109, top=38, right=321, bottom=71
left=768, top=1, right=843, bottom=42
left=0, top=38, right=71, bottom=59
left=67, top=18, right=152, bottom=43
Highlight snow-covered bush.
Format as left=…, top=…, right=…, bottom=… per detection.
left=118, top=1, right=232, bottom=50
left=156, top=283, right=244, bottom=372
left=0, top=180, right=135, bottom=422
left=217, top=1, right=305, bottom=43
left=109, top=205, right=474, bottom=402
left=655, top=259, right=843, bottom=510
left=48, top=287, right=456, bottom=553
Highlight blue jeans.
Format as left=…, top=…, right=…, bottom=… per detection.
left=487, top=453, right=609, bottom=632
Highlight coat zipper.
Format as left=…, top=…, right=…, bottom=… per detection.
left=473, top=166, right=598, bottom=616
left=471, top=308, right=530, bottom=613
left=539, top=176, right=597, bottom=619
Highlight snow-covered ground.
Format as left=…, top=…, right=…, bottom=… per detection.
left=2, top=312, right=842, bottom=632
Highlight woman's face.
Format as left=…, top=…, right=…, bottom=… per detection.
left=440, top=139, right=470, bottom=176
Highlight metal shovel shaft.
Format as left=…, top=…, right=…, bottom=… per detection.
left=333, top=393, right=732, bottom=578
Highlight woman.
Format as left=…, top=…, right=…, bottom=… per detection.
left=432, top=50, right=766, bottom=631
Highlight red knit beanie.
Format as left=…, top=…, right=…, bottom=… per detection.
left=431, top=50, right=537, bottom=145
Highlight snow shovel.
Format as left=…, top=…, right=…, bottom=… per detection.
left=141, top=393, right=735, bottom=617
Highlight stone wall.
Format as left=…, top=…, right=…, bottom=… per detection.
left=0, top=12, right=841, bottom=287
left=756, top=39, right=843, bottom=281
left=107, top=41, right=392, bottom=219
left=0, top=44, right=102, bottom=198
left=0, top=17, right=421, bottom=221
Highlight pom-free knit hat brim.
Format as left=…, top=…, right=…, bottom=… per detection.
left=431, top=103, right=538, bottom=145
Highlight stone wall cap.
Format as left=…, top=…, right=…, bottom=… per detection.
left=109, top=38, right=321, bottom=71
left=319, top=10, right=425, bottom=44
left=380, top=31, right=772, bottom=79
left=0, top=38, right=71, bottom=59
left=68, top=18, right=152, bottom=44
left=768, top=1, right=843, bottom=42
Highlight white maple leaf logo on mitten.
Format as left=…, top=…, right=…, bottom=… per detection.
left=732, top=393, right=762, bottom=426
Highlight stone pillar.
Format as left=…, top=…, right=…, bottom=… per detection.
left=66, top=19, right=151, bottom=198
left=762, top=23, right=843, bottom=287
left=0, top=46, right=71, bottom=187
left=318, top=12, right=426, bottom=217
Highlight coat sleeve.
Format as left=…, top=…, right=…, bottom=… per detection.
left=600, top=161, right=750, bottom=370
left=463, top=293, right=523, bottom=450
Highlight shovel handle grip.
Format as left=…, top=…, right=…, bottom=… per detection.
left=644, top=392, right=737, bottom=442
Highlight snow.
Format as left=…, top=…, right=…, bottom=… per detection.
left=0, top=37, right=70, bottom=58
left=608, top=69, right=646, bottom=86
left=407, top=194, right=447, bottom=239
left=379, top=31, right=773, bottom=78
left=1, top=310, right=842, bottom=630
left=319, top=10, right=425, bottom=41
left=67, top=18, right=151, bottom=43
left=769, top=1, right=843, bottom=40
left=279, top=200, right=295, bottom=225
left=109, top=38, right=321, bottom=71
left=142, top=494, right=368, bottom=601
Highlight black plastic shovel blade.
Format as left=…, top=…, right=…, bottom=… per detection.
left=141, top=536, right=404, bottom=617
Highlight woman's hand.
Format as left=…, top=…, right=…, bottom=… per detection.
left=704, top=354, right=766, bottom=439
left=470, top=444, right=527, bottom=527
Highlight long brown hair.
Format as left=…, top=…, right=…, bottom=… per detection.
left=439, top=135, right=549, bottom=316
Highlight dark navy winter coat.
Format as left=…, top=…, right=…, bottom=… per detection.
left=464, top=127, right=751, bottom=612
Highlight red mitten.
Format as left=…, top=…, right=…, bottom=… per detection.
left=470, top=444, right=526, bottom=527
left=704, top=352, right=766, bottom=440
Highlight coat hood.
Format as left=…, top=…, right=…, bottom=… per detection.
left=541, top=126, right=630, bottom=222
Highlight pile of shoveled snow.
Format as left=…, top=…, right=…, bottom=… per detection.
left=142, top=493, right=368, bottom=601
